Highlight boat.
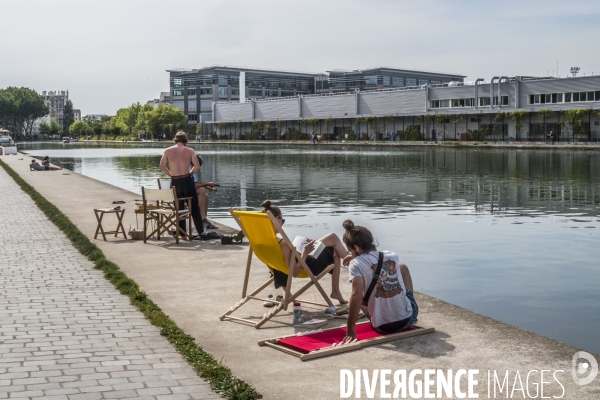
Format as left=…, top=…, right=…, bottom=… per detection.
left=62, top=136, right=70, bottom=143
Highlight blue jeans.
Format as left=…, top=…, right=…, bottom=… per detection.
left=371, top=290, right=419, bottom=334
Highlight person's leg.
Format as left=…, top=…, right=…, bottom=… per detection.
left=399, top=263, right=413, bottom=292
left=171, top=179, right=187, bottom=235
left=197, top=187, right=208, bottom=220
left=182, top=178, right=204, bottom=235
left=329, top=252, right=347, bottom=304
left=316, top=233, right=347, bottom=260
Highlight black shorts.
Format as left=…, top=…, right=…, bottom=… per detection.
left=271, top=247, right=335, bottom=289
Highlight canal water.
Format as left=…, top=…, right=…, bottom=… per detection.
left=20, top=141, right=600, bottom=354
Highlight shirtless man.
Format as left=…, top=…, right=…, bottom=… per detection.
left=159, top=131, right=204, bottom=238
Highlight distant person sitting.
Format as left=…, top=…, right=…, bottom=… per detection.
left=341, top=220, right=418, bottom=343
left=192, top=155, right=218, bottom=229
left=30, top=159, right=62, bottom=171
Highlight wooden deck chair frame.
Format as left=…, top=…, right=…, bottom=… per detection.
left=258, top=322, right=435, bottom=361
left=141, top=186, right=192, bottom=244
left=220, top=208, right=335, bottom=328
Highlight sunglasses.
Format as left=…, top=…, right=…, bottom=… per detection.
left=279, top=217, right=286, bottom=224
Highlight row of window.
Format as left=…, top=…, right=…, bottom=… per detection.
left=330, top=75, right=442, bottom=89
left=430, top=96, right=509, bottom=109
left=528, top=91, right=600, bottom=105
left=174, top=100, right=213, bottom=111
left=175, top=87, right=242, bottom=97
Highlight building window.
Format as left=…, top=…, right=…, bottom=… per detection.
left=218, top=75, right=228, bottom=85
left=392, top=77, right=404, bottom=87
left=173, top=90, right=183, bottom=96
left=596, top=91, right=600, bottom=101
left=200, top=88, right=212, bottom=95
left=187, top=89, right=196, bottom=96
left=418, top=79, right=429, bottom=85
left=478, top=97, right=491, bottom=107
left=383, top=76, right=391, bottom=86
left=501, top=95, right=509, bottom=106
left=173, top=101, right=184, bottom=110
left=587, top=92, right=595, bottom=101
left=231, top=89, right=240, bottom=96
left=188, top=101, right=197, bottom=111
left=557, top=93, right=563, bottom=102
left=406, top=78, right=417, bottom=86
left=248, top=89, right=262, bottom=97
left=565, top=93, right=572, bottom=102
left=200, top=100, right=212, bottom=111
left=573, top=92, right=580, bottom=102
left=188, top=114, right=198, bottom=121
left=364, top=75, right=377, bottom=86
left=218, top=87, right=228, bottom=96
left=430, top=100, right=439, bottom=108
left=174, top=78, right=183, bottom=86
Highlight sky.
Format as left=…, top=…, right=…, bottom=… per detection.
left=2, top=0, right=600, bottom=115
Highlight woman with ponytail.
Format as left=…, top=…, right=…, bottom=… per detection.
left=341, top=220, right=418, bottom=342
left=261, top=200, right=348, bottom=304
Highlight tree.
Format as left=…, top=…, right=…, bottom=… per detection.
left=453, top=114, right=465, bottom=140
left=0, top=87, right=48, bottom=137
left=510, top=111, right=527, bottom=140
left=537, top=108, right=553, bottom=137
left=69, top=120, right=90, bottom=137
left=144, top=104, right=186, bottom=139
left=307, top=118, right=319, bottom=135
left=49, top=120, right=60, bottom=136
left=112, top=103, right=142, bottom=136
left=39, top=122, right=51, bottom=136
left=63, top=100, right=75, bottom=133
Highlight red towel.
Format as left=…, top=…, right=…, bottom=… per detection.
left=278, top=323, right=416, bottom=354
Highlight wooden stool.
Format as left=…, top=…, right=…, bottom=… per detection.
left=94, top=208, right=127, bottom=241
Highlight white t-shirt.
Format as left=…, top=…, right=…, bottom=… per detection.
left=348, top=250, right=413, bottom=329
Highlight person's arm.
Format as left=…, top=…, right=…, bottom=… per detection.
left=159, top=152, right=170, bottom=177
left=343, top=276, right=365, bottom=343
left=280, top=239, right=315, bottom=277
left=195, top=182, right=217, bottom=189
left=189, top=150, right=200, bottom=174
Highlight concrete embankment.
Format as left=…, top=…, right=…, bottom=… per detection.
left=2, top=153, right=599, bottom=399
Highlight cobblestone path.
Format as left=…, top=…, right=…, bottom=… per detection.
left=0, top=167, right=220, bottom=399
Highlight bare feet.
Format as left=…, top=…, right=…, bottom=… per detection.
left=330, top=292, right=348, bottom=304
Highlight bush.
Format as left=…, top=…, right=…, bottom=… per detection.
left=468, top=128, right=489, bottom=141
left=285, top=127, right=302, bottom=141
left=397, top=126, right=423, bottom=141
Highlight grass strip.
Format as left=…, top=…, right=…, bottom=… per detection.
left=0, top=159, right=261, bottom=400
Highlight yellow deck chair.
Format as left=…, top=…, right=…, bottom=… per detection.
left=220, top=208, right=335, bottom=328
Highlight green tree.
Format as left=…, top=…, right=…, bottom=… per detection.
left=39, top=121, right=51, bottom=136
left=307, top=118, right=319, bottom=135
left=112, top=103, right=143, bottom=136
left=69, top=120, right=89, bottom=137
left=49, top=120, right=60, bottom=136
left=0, top=87, right=48, bottom=137
left=144, top=104, right=186, bottom=139
left=63, top=99, right=75, bottom=133
left=510, top=111, right=527, bottom=139
left=537, top=108, right=553, bottom=137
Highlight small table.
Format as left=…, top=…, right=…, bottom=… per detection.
left=94, top=208, right=127, bottom=241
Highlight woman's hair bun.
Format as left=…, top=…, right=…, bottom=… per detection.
left=342, top=219, right=354, bottom=231
left=261, top=200, right=272, bottom=209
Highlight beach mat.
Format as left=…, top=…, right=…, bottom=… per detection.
left=258, top=322, right=434, bottom=361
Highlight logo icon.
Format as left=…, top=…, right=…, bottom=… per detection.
left=572, top=351, right=598, bottom=386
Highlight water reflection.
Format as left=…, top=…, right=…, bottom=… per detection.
left=19, top=142, right=600, bottom=353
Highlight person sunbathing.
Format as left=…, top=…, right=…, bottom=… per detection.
left=261, top=199, right=347, bottom=304
left=341, top=220, right=418, bottom=343
left=30, top=159, right=62, bottom=171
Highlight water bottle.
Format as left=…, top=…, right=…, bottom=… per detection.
left=293, top=302, right=302, bottom=325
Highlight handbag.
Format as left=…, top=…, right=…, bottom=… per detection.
left=362, top=252, right=384, bottom=307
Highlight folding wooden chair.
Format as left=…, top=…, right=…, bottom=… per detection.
left=141, top=186, right=192, bottom=244
left=220, top=208, right=335, bottom=328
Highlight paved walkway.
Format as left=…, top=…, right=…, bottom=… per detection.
left=0, top=168, right=220, bottom=399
